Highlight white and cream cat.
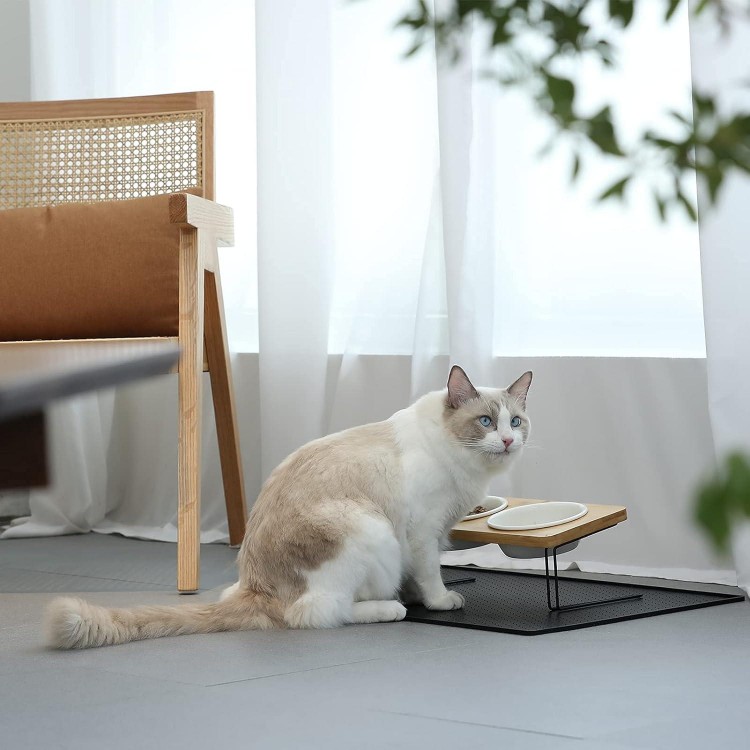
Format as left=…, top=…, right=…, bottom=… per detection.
left=47, top=365, right=532, bottom=648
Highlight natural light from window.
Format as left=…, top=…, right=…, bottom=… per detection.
left=327, top=1, right=705, bottom=358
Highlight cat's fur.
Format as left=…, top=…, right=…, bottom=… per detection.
left=46, top=366, right=532, bottom=649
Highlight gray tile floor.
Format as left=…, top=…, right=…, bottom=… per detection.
left=1, top=534, right=748, bottom=750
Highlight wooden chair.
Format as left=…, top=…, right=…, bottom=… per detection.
left=0, top=91, right=247, bottom=592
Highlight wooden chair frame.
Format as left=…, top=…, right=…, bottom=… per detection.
left=0, top=92, right=247, bottom=592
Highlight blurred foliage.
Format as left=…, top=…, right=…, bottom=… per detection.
left=696, top=453, right=750, bottom=553
left=395, top=0, right=750, bottom=221
left=393, top=0, right=750, bottom=553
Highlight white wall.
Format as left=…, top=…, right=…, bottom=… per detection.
left=324, top=354, right=729, bottom=583
left=0, top=0, right=30, bottom=101
left=94, top=352, right=725, bottom=581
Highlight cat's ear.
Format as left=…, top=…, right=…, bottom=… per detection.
left=507, top=371, right=533, bottom=408
left=446, top=365, right=480, bottom=408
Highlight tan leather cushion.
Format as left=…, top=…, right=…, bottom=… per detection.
left=0, top=194, right=181, bottom=340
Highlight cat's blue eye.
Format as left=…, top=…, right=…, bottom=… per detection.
left=511, top=416, right=522, bottom=428
left=479, top=416, right=492, bottom=428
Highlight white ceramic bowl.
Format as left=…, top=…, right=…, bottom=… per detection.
left=487, top=501, right=588, bottom=531
left=463, top=495, right=508, bottom=521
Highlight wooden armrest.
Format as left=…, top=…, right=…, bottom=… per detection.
left=169, top=193, right=234, bottom=247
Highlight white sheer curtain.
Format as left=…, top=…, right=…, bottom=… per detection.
left=689, top=3, right=750, bottom=594
left=5, top=0, right=740, bottom=589
left=256, top=0, right=732, bottom=585
left=255, top=0, right=334, bottom=478
left=3, top=0, right=258, bottom=543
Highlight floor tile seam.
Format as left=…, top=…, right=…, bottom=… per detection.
left=205, top=656, right=382, bottom=687
left=372, top=709, right=587, bottom=740
left=558, top=735, right=641, bottom=750
left=202, top=633, right=546, bottom=689
left=580, top=713, right=729, bottom=745
left=406, top=638, right=511, bottom=656
left=0, top=565, right=176, bottom=588
left=76, top=663, right=213, bottom=690
left=0, top=676, right=209, bottom=725
left=17, top=656, right=214, bottom=691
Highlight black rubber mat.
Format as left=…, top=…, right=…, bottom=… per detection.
left=404, top=566, right=746, bottom=635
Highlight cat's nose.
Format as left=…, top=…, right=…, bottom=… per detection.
left=502, top=436, right=514, bottom=449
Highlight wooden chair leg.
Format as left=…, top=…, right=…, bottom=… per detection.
left=178, top=228, right=205, bottom=592
left=204, top=267, right=248, bottom=546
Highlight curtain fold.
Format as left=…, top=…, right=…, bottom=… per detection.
left=255, top=0, right=335, bottom=476
left=10, top=394, right=114, bottom=537
left=432, top=18, right=496, bottom=391
left=689, top=3, right=750, bottom=594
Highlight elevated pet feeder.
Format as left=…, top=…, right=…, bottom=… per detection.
left=405, top=498, right=745, bottom=634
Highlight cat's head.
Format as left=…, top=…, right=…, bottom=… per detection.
left=442, top=365, right=532, bottom=467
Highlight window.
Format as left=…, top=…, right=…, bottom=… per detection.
left=327, top=1, right=704, bottom=357
left=30, top=0, right=259, bottom=351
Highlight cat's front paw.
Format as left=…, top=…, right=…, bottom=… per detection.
left=424, top=590, right=465, bottom=611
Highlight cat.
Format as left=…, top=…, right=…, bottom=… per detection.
left=46, top=365, right=532, bottom=648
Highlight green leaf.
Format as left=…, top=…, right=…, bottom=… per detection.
left=654, top=192, right=668, bottom=221
left=645, top=134, right=679, bottom=150
left=596, top=40, right=616, bottom=67
left=669, top=110, right=691, bottom=127
left=492, top=20, right=510, bottom=46
left=727, top=452, right=750, bottom=515
left=695, top=480, right=732, bottom=552
left=694, top=452, right=750, bottom=553
left=608, top=0, right=635, bottom=27
left=545, top=73, right=576, bottom=122
left=676, top=190, right=698, bottom=221
left=571, top=152, right=582, bottom=182
left=704, top=166, right=724, bottom=203
left=598, top=175, right=631, bottom=201
left=665, top=0, right=682, bottom=21
left=693, top=92, right=716, bottom=117
left=397, top=16, right=425, bottom=30
left=405, top=40, right=425, bottom=57
left=587, top=106, right=624, bottom=156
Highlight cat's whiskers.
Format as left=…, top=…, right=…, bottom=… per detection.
left=520, top=440, right=542, bottom=450
left=450, top=438, right=484, bottom=452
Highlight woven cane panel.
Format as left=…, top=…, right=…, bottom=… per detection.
left=0, top=111, right=203, bottom=209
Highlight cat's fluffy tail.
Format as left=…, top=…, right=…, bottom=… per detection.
left=45, top=589, right=281, bottom=649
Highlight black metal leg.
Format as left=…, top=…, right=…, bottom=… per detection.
left=544, top=543, right=643, bottom=612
